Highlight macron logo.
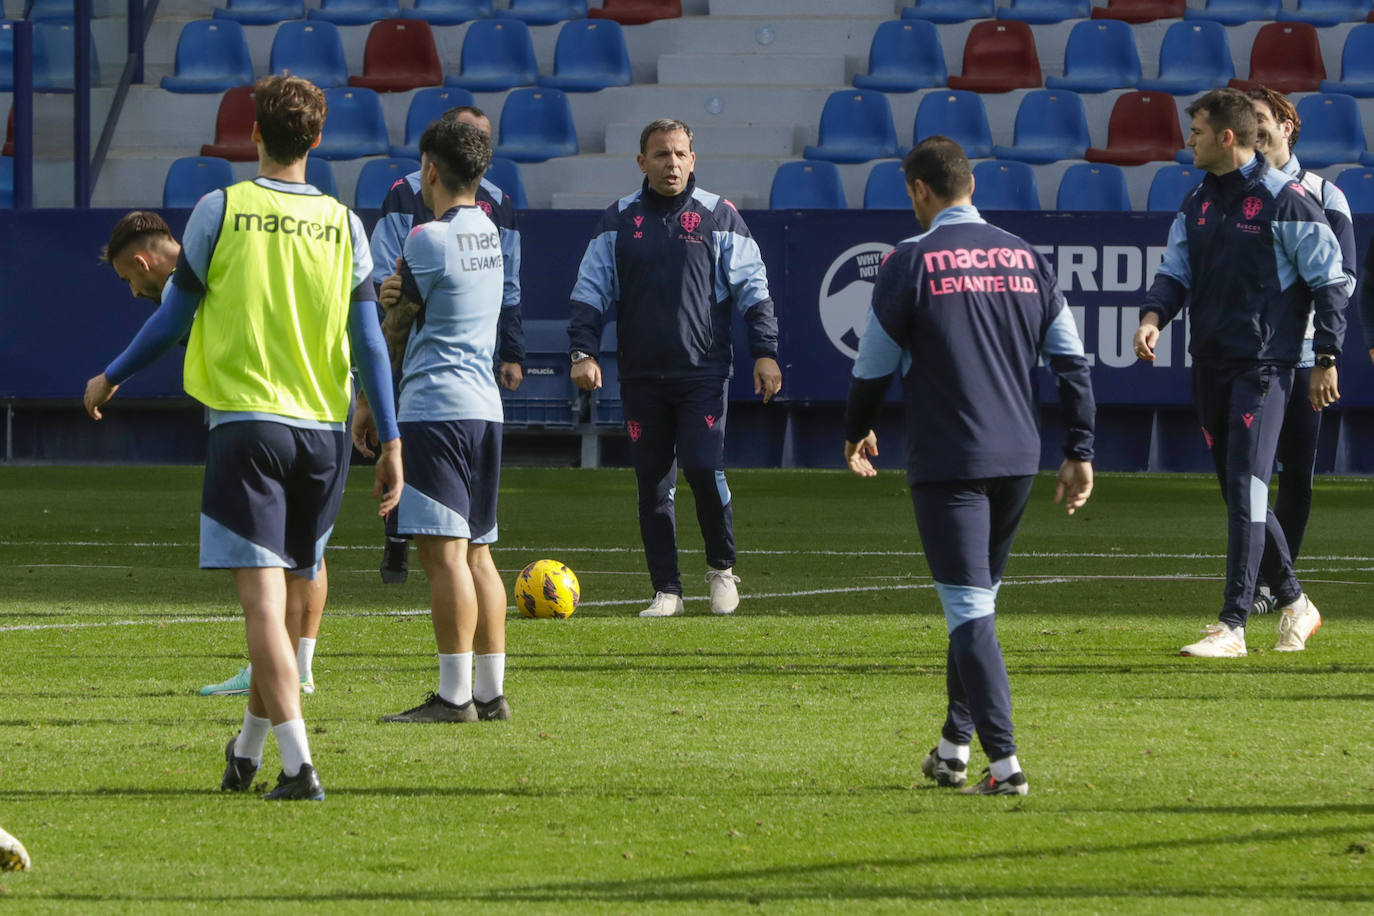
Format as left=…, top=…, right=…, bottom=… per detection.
left=923, top=246, right=1034, bottom=272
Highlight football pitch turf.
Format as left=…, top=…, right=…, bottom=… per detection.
left=1, top=465, right=1372, bottom=913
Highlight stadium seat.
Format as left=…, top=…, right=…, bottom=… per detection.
left=486, top=156, right=528, bottom=209
left=355, top=157, right=418, bottom=208
left=314, top=87, right=389, bottom=160
left=589, top=0, right=681, bottom=25
left=1091, top=0, right=1186, bottom=21
left=1292, top=94, right=1367, bottom=168
left=444, top=19, right=538, bottom=92
left=1320, top=24, right=1374, bottom=97
left=803, top=90, right=900, bottom=164
left=1146, top=164, right=1203, bottom=211
left=160, top=20, right=254, bottom=94
left=997, top=0, right=1091, bottom=24
left=853, top=19, right=946, bottom=93
left=3, top=106, right=13, bottom=157
left=389, top=86, right=475, bottom=158
left=33, top=21, right=100, bottom=90
left=269, top=21, right=348, bottom=89
left=163, top=156, right=236, bottom=208
left=902, top=0, right=994, bottom=23
left=1278, top=0, right=1372, bottom=25
left=214, top=0, right=306, bottom=25
left=769, top=161, right=846, bottom=209
left=0, top=22, right=14, bottom=92
left=308, top=0, right=399, bottom=25
left=1228, top=23, right=1326, bottom=94
left=0, top=155, right=11, bottom=209
left=538, top=19, right=632, bottom=92
left=201, top=85, right=257, bottom=161
left=971, top=160, right=1040, bottom=210
left=1084, top=91, right=1184, bottom=165
left=947, top=21, right=1042, bottom=93
left=306, top=156, right=337, bottom=197
left=991, top=90, right=1090, bottom=164
left=1335, top=166, right=1374, bottom=212
left=1185, top=0, right=1280, bottom=24
left=498, top=0, right=587, bottom=25
left=493, top=88, right=578, bottom=162
left=1138, top=21, right=1235, bottom=95
left=348, top=19, right=441, bottom=92
left=1045, top=20, right=1140, bottom=93
left=503, top=319, right=578, bottom=428
left=1057, top=163, right=1132, bottom=210
left=402, top=0, right=492, bottom=25
left=25, top=0, right=76, bottom=20
left=913, top=90, right=992, bottom=160
left=591, top=322, right=622, bottom=426
left=862, top=160, right=909, bottom=209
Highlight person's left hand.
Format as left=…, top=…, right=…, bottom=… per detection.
left=1309, top=365, right=1339, bottom=411
left=84, top=373, right=118, bottom=420
left=351, top=396, right=378, bottom=458
left=373, top=439, right=403, bottom=516
left=754, top=357, right=782, bottom=403
left=499, top=362, right=524, bottom=391
left=845, top=431, right=879, bottom=477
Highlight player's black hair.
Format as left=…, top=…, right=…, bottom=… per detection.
left=101, top=211, right=174, bottom=264
left=639, top=118, right=693, bottom=155
left=419, top=119, right=492, bottom=195
left=902, top=135, right=973, bottom=200
left=1244, top=86, right=1300, bottom=150
left=254, top=73, right=327, bottom=166
left=1187, top=89, right=1258, bottom=149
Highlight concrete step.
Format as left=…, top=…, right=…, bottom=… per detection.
left=604, top=120, right=796, bottom=156
left=658, top=52, right=845, bottom=87
left=708, top=0, right=897, bottom=16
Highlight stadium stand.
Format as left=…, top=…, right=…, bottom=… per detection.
left=0, top=156, right=12, bottom=208
left=401, top=0, right=493, bottom=25
left=390, top=86, right=475, bottom=158
left=1185, top=0, right=1281, bottom=24
left=1335, top=166, right=1374, bottom=211
left=770, top=161, right=846, bottom=209
left=200, top=85, right=257, bottom=161
left=213, top=0, right=306, bottom=26
left=538, top=19, right=633, bottom=92
left=354, top=156, right=418, bottom=208
left=3, top=107, right=12, bottom=157
left=852, top=19, right=946, bottom=93
left=34, top=21, right=100, bottom=90
left=1147, top=164, right=1204, bottom=211
left=306, top=156, right=338, bottom=198
left=26, top=0, right=85, bottom=20
left=493, top=88, right=578, bottom=162
left=1319, top=23, right=1374, bottom=97
left=1137, top=21, right=1236, bottom=94
left=991, top=90, right=1091, bottom=163
left=1292, top=93, right=1367, bottom=168
left=1045, top=20, right=1141, bottom=94
left=307, top=0, right=399, bottom=25
left=861, top=160, right=907, bottom=209
left=486, top=156, right=528, bottom=209
left=503, top=319, right=579, bottom=428
left=971, top=159, right=1040, bottom=210
left=902, top=0, right=994, bottom=23
left=313, top=87, right=389, bottom=159
left=1228, top=22, right=1325, bottom=93
left=443, top=18, right=538, bottom=91
left=160, top=20, right=253, bottom=95
left=913, top=90, right=993, bottom=159
left=997, top=0, right=1092, bottom=25
left=1091, top=0, right=1186, bottom=21
left=498, top=0, right=588, bottom=26
left=1277, top=0, right=1373, bottom=25
left=268, top=21, right=349, bottom=89
left=347, top=19, right=442, bottom=92
left=1057, top=163, right=1132, bottom=211
left=1085, top=91, right=1184, bottom=166
left=163, top=156, right=235, bottom=208
left=0, top=21, right=13, bottom=93
left=591, top=322, right=622, bottom=427
left=802, top=90, right=900, bottom=164
left=947, top=20, right=1042, bottom=93
left=589, top=0, right=682, bottom=26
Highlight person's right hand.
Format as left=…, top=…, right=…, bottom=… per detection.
left=571, top=358, right=601, bottom=391
left=1133, top=322, right=1160, bottom=362
left=379, top=257, right=404, bottom=310
left=351, top=397, right=378, bottom=458
left=373, top=439, right=403, bottom=516
left=844, top=431, right=879, bottom=478
left=1053, top=459, right=1094, bottom=515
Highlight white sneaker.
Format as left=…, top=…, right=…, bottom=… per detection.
left=639, top=592, right=684, bottom=618
left=706, top=567, right=740, bottom=615
left=1275, top=593, right=1321, bottom=652
left=1181, top=623, right=1247, bottom=658
left=0, top=826, right=30, bottom=871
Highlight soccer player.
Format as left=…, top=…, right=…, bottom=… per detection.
left=361, top=104, right=524, bottom=586
left=360, top=118, right=512, bottom=723
left=84, top=74, right=402, bottom=800
left=844, top=136, right=1095, bottom=797
left=1243, top=88, right=1358, bottom=616
left=98, top=210, right=327, bottom=698
left=1133, top=88, right=1351, bottom=657
left=0, top=825, right=29, bottom=871
left=567, top=118, right=781, bottom=617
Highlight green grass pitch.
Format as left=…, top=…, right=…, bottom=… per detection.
left=1, top=465, right=1373, bottom=913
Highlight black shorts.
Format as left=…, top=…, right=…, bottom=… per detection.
left=396, top=419, right=502, bottom=543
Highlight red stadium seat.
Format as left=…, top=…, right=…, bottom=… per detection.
left=947, top=21, right=1042, bottom=93
left=588, top=0, right=681, bottom=25
left=348, top=19, right=442, bottom=92
left=200, top=85, right=257, bottom=161
left=3, top=107, right=13, bottom=157
left=1084, top=90, right=1184, bottom=165
left=1091, top=0, right=1187, bottom=22
left=1229, top=22, right=1326, bottom=93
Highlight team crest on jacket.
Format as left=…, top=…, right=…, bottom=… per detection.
left=1242, top=196, right=1263, bottom=219
left=478, top=200, right=492, bottom=216
left=680, top=211, right=702, bottom=233
left=1288, top=181, right=1305, bottom=197
left=627, top=420, right=642, bottom=442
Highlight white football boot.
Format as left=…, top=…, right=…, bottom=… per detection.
left=639, top=592, right=685, bottom=618
left=1181, top=623, right=1247, bottom=658
left=1275, top=594, right=1321, bottom=652
left=0, top=826, right=30, bottom=871
left=706, top=568, right=741, bottom=615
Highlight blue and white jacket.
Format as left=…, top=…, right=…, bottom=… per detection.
left=1280, top=153, right=1357, bottom=368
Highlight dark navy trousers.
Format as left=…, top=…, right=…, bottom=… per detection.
left=622, top=377, right=735, bottom=595
left=1272, top=366, right=1320, bottom=564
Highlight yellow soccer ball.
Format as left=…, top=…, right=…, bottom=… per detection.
left=515, top=559, right=580, bottom=619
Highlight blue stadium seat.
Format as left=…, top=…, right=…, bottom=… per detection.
left=538, top=19, right=632, bottom=92
left=0, top=22, right=14, bottom=92
left=163, top=156, right=236, bottom=208
left=269, top=21, right=348, bottom=88
left=0, top=156, right=13, bottom=209
left=971, top=160, right=1040, bottom=211
left=1147, top=164, right=1203, bottom=211
left=591, top=321, right=622, bottom=426
left=903, top=0, right=994, bottom=23
left=485, top=156, right=528, bottom=209
left=308, top=0, right=399, bottom=25
left=1335, top=166, right=1374, bottom=213
left=997, top=0, right=1091, bottom=24
left=26, top=0, right=82, bottom=21
left=1184, top=0, right=1280, bottom=24
left=444, top=19, right=538, bottom=91
left=1278, top=0, right=1373, bottom=26
left=314, top=87, right=389, bottom=159
left=160, top=20, right=253, bottom=94
left=306, top=156, right=337, bottom=197
left=498, top=0, right=587, bottom=25
left=389, top=86, right=475, bottom=158
left=803, top=90, right=899, bottom=164
left=769, top=161, right=846, bottom=209
left=355, top=157, right=418, bottom=208
left=991, top=90, right=1090, bottom=163
left=1292, top=93, right=1367, bottom=168
left=913, top=90, right=992, bottom=159
left=1045, top=20, right=1140, bottom=93
left=1138, top=21, right=1235, bottom=95
left=1320, top=23, right=1374, bottom=97
left=214, top=0, right=306, bottom=25
left=862, top=160, right=908, bottom=209
left=853, top=19, right=946, bottom=92
left=402, top=0, right=492, bottom=25
left=493, top=88, right=578, bottom=162
left=502, top=319, right=578, bottom=428
left=33, top=21, right=99, bottom=90
left=1175, top=149, right=1193, bottom=164
left=1057, top=163, right=1132, bottom=211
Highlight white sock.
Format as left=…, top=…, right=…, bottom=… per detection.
left=296, top=637, right=317, bottom=680
left=473, top=653, right=506, bottom=703
left=235, top=710, right=270, bottom=765
left=937, top=738, right=970, bottom=764
left=989, top=754, right=1021, bottom=781
left=437, top=652, right=473, bottom=706
left=273, top=718, right=312, bottom=778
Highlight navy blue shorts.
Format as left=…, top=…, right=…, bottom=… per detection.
left=200, top=420, right=350, bottom=579
left=397, top=419, right=501, bottom=543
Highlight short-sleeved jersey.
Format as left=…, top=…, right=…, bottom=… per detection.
left=397, top=205, right=504, bottom=423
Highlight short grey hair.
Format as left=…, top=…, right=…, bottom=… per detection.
left=639, top=118, right=693, bottom=154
